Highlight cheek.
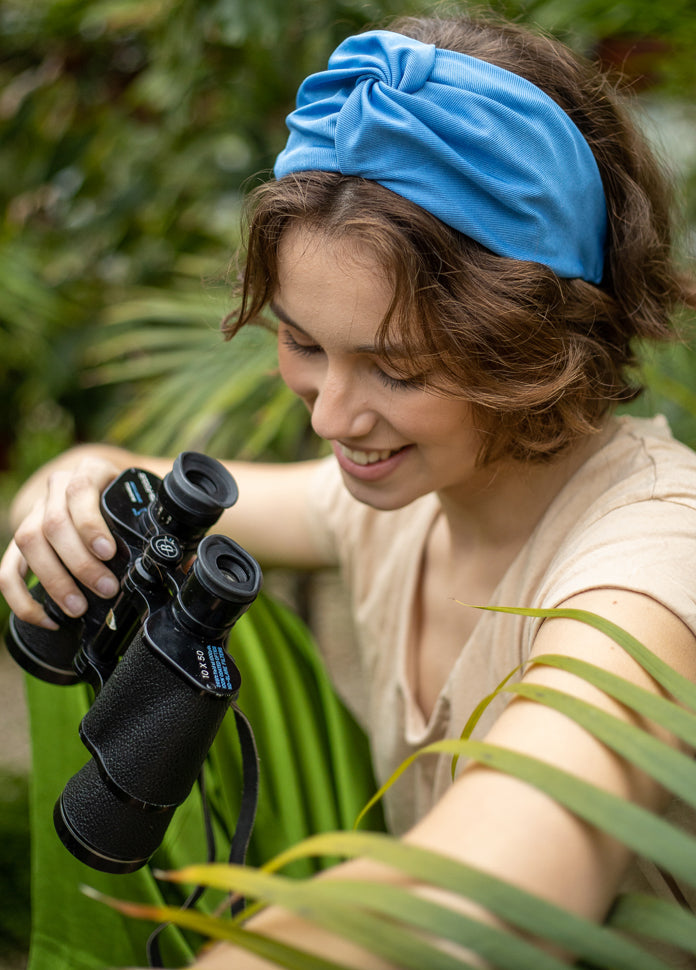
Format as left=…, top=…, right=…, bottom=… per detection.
left=409, top=399, right=477, bottom=446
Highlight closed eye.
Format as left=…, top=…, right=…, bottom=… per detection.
left=376, top=370, right=424, bottom=391
left=372, top=359, right=426, bottom=391
left=279, top=321, right=425, bottom=390
left=279, top=328, right=323, bottom=357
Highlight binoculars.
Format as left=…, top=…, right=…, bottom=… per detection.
left=6, top=453, right=262, bottom=874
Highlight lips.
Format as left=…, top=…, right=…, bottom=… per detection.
left=337, top=444, right=403, bottom=466
left=332, top=441, right=412, bottom=482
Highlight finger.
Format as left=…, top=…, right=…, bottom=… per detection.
left=62, top=458, right=120, bottom=562
left=45, top=465, right=122, bottom=596
left=13, top=508, right=97, bottom=619
left=14, top=473, right=118, bottom=614
left=0, top=540, right=59, bottom=629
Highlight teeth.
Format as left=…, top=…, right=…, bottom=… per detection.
left=339, top=444, right=397, bottom=466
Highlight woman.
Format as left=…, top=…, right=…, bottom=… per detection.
left=3, top=12, right=696, bottom=969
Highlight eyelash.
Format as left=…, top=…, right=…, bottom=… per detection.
left=280, top=330, right=321, bottom=358
left=280, top=329, right=421, bottom=391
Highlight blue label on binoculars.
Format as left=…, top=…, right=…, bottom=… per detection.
left=196, top=644, right=235, bottom=691
left=124, top=472, right=157, bottom=510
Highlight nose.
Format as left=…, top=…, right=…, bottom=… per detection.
left=308, top=366, right=376, bottom=442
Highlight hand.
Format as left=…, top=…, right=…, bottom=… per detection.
left=0, top=452, right=125, bottom=629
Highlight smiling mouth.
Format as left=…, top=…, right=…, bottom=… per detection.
left=338, top=444, right=407, bottom=466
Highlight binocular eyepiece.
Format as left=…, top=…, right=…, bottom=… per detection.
left=6, top=453, right=262, bottom=874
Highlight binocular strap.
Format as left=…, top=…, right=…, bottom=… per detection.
left=146, top=702, right=260, bottom=968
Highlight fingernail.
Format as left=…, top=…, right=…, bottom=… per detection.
left=40, top=616, right=60, bottom=631
left=64, top=594, right=87, bottom=617
left=96, top=576, right=120, bottom=598
left=92, top=537, right=113, bottom=560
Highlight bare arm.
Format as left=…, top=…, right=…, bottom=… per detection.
left=0, top=443, right=334, bottom=629
left=182, top=588, right=696, bottom=969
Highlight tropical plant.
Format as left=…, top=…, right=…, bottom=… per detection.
left=46, top=0, right=696, bottom=464
left=92, top=607, right=696, bottom=969
left=79, top=258, right=320, bottom=462
left=0, top=0, right=428, bottom=482
left=3, top=0, right=695, bottom=481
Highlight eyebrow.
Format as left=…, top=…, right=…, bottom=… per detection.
left=269, top=300, right=408, bottom=357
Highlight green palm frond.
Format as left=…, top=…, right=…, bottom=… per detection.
left=90, top=607, right=696, bottom=968
left=82, top=273, right=316, bottom=461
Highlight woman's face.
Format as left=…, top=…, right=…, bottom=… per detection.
left=274, top=226, right=485, bottom=511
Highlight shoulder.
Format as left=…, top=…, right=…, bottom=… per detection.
left=581, top=413, right=696, bottom=500
left=523, top=415, right=696, bottom=644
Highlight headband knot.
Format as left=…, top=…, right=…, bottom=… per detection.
left=339, top=29, right=436, bottom=93
left=274, top=30, right=607, bottom=283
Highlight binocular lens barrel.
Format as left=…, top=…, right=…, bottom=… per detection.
left=53, top=535, right=261, bottom=873
left=153, top=453, right=239, bottom=545
left=177, top=535, right=261, bottom=634
left=7, top=590, right=84, bottom=685
left=55, top=759, right=176, bottom=874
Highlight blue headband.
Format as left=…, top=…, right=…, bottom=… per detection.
left=274, top=30, right=607, bottom=283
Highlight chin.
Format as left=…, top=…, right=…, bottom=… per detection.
left=338, top=474, right=424, bottom=512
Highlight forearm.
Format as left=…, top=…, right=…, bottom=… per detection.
left=189, top=854, right=493, bottom=970
left=8, top=443, right=168, bottom=529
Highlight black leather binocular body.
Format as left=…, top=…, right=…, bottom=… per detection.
left=6, top=453, right=262, bottom=873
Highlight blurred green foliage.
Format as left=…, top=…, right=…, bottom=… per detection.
left=0, top=0, right=695, bottom=498
left=1, top=0, right=422, bottom=486
left=0, top=770, right=30, bottom=960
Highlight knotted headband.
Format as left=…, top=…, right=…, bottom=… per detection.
left=274, top=30, right=607, bottom=283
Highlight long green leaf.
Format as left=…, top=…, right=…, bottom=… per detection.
left=317, top=880, right=567, bottom=970
left=530, top=653, right=696, bottom=748
left=81, top=887, right=360, bottom=970
left=451, top=662, right=525, bottom=777
left=358, top=738, right=696, bottom=887
left=206, top=832, right=675, bottom=970
left=468, top=605, right=696, bottom=709
left=608, top=893, right=696, bottom=953
left=154, top=867, right=567, bottom=970
left=505, top=682, right=696, bottom=807
left=86, top=348, right=207, bottom=383
left=91, top=876, right=483, bottom=970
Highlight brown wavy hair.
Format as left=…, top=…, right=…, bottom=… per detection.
left=223, top=12, right=696, bottom=465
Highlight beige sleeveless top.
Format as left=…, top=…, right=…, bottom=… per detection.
left=307, top=415, right=696, bottom=950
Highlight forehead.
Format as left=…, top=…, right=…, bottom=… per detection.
left=277, top=225, right=390, bottom=287
left=275, top=226, right=396, bottom=334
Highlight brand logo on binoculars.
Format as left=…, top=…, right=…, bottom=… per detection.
left=152, top=536, right=180, bottom=559
left=197, top=645, right=234, bottom=690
